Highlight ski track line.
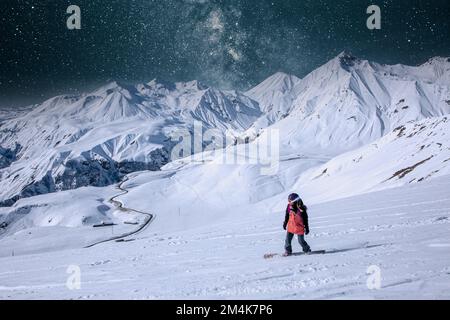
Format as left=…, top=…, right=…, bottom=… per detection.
left=84, top=175, right=155, bottom=248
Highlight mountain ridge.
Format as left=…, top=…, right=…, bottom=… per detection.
left=0, top=53, right=449, bottom=206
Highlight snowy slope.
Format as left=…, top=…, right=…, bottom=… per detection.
left=0, top=174, right=449, bottom=299
left=8, top=111, right=431, bottom=240
left=107, top=115, right=450, bottom=235
left=2, top=113, right=447, bottom=255
left=295, top=116, right=450, bottom=203
left=0, top=114, right=449, bottom=298
left=0, top=185, right=148, bottom=256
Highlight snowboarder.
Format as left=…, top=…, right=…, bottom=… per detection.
left=283, top=193, right=311, bottom=256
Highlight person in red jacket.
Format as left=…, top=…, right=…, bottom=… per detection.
left=283, top=193, right=311, bottom=256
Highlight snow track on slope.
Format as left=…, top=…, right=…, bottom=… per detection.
left=84, top=175, right=155, bottom=248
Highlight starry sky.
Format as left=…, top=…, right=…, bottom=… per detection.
left=1, top=0, right=449, bottom=107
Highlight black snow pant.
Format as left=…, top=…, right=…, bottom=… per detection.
left=285, top=232, right=311, bottom=254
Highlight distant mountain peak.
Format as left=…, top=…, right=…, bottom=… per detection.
left=98, top=81, right=122, bottom=91
left=336, top=50, right=354, bottom=57
left=178, top=80, right=209, bottom=91
left=247, top=72, right=300, bottom=94
left=271, top=71, right=294, bottom=78
left=422, top=56, right=450, bottom=66
left=89, top=81, right=137, bottom=97
left=147, top=78, right=176, bottom=91
left=335, top=51, right=361, bottom=70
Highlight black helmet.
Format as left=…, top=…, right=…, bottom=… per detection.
left=288, top=193, right=300, bottom=203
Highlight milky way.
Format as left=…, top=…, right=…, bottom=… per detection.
left=0, top=0, right=449, bottom=107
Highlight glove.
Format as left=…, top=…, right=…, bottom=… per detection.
left=283, top=223, right=287, bottom=230
left=305, top=227, right=310, bottom=235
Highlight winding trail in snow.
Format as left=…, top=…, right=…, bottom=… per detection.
left=84, top=175, right=155, bottom=248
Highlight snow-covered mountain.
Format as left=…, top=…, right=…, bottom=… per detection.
left=0, top=80, right=261, bottom=205
left=246, top=52, right=450, bottom=155
left=245, top=72, right=302, bottom=124
left=1, top=52, right=449, bottom=207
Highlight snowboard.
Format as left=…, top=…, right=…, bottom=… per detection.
left=264, top=250, right=326, bottom=259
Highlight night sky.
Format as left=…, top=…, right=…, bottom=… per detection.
left=1, top=0, right=449, bottom=107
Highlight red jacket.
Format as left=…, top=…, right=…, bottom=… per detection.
left=283, top=204, right=309, bottom=235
